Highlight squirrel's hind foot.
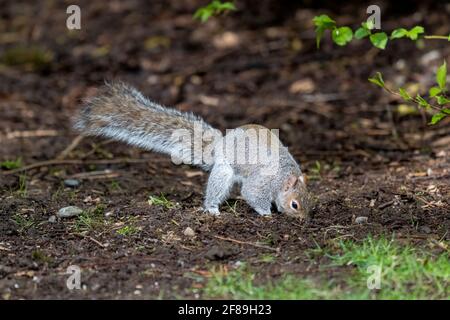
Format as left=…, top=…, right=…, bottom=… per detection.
left=203, top=206, right=221, bottom=216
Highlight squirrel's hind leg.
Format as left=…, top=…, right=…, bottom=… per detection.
left=203, top=164, right=234, bottom=215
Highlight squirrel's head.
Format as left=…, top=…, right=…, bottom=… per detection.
left=277, top=174, right=312, bottom=220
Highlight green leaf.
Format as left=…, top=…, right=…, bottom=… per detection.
left=194, top=8, right=213, bottom=22
left=370, top=32, right=388, bottom=49
left=313, top=15, right=336, bottom=48
left=391, top=28, right=408, bottom=39
left=193, top=1, right=236, bottom=22
left=0, top=158, right=22, bottom=170
left=448, top=34, right=450, bottom=41
left=355, top=27, right=370, bottom=39
left=429, top=86, right=441, bottom=98
left=436, top=60, right=447, bottom=90
left=363, top=19, right=375, bottom=31
left=398, top=88, right=412, bottom=101
left=313, top=14, right=336, bottom=29
left=442, top=108, right=450, bottom=114
left=416, top=94, right=430, bottom=108
left=430, top=112, right=446, bottom=125
left=436, top=95, right=450, bottom=105
left=331, top=26, right=353, bottom=46
left=215, top=1, right=236, bottom=11
left=407, top=26, right=424, bottom=40
left=368, top=72, right=385, bottom=88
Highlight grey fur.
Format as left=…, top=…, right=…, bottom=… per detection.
left=74, top=82, right=312, bottom=219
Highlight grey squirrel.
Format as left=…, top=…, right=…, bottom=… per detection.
left=74, top=82, right=312, bottom=219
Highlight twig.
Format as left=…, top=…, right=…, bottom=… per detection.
left=378, top=200, right=395, bottom=210
left=67, top=169, right=120, bottom=180
left=4, top=129, right=60, bottom=139
left=423, top=35, right=449, bottom=40
left=1, top=158, right=152, bottom=175
left=67, top=256, right=172, bottom=271
left=57, top=135, right=84, bottom=159
left=80, top=139, right=116, bottom=159
left=73, top=233, right=105, bottom=248
left=213, top=235, right=279, bottom=252
left=0, top=245, right=11, bottom=252
left=410, top=174, right=450, bottom=181
left=383, top=85, right=443, bottom=112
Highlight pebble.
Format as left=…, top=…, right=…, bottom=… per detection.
left=64, top=179, right=80, bottom=188
left=205, top=245, right=236, bottom=260
left=104, top=211, right=114, bottom=218
left=355, top=216, right=368, bottom=224
left=183, top=227, right=195, bottom=237
left=57, top=206, right=83, bottom=218
left=48, top=215, right=57, bottom=223
left=420, top=226, right=431, bottom=234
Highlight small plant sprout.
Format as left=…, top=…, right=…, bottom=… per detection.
left=73, top=204, right=106, bottom=232
left=148, top=193, right=178, bottom=209
left=193, top=0, right=236, bottom=22
left=116, top=225, right=140, bottom=236
left=12, top=213, right=34, bottom=233
left=0, top=157, right=22, bottom=170
left=18, top=174, right=27, bottom=197
left=309, top=161, right=322, bottom=180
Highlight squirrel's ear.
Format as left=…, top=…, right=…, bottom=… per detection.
left=284, top=175, right=298, bottom=191
left=299, top=175, right=307, bottom=185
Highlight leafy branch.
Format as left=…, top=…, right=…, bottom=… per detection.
left=193, top=0, right=236, bottom=22
left=314, top=14, right=449, bottom=124
left=368, top=61, right=449, bottom=124
left=313, top=14, right=450, bottom=49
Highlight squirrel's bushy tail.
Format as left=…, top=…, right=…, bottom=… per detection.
left=74, top=82, right=221, bottom=170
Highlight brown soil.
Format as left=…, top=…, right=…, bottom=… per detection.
left=0, top=0, right=449, bottom=299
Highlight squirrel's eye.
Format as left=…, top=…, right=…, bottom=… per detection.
left=291, top=200, right=299, bottom=210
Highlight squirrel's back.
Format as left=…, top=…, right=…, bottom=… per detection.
left=74, top=82, right=222, bottom=169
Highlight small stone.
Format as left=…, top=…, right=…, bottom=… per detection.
left=104, top=211, right=114, bottom=218
left=289, top=78, right=315, bottom=94
left=57, top=206, right=83, bottom=218
left=355, top=216, right=368, bottom=224
left=420, top=226, right=431, bottom=234
left=436, top=150, right=446, bottom=158
left=233, top=261, right=243, bottom=268
left=183, top=227, right=195, bottom=237
left=48, top=215, right=57, bottom=223
left=213, top=31, right=240, bottom=49
left=64, top=179, right=80, bottom=188
left=205, top=245, right=236, bottom=260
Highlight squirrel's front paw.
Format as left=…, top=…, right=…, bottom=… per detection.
left=255, top=208, right=272, bottom=216
left=203, top=206, right=220, bottom=216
